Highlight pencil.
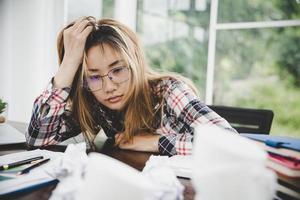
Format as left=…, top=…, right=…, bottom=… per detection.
left=0, top=156, right=44, bottom=171
left=18, top=158, right=50, bottom=175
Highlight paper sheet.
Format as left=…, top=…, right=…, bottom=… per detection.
left=0, top=149, right=63, bottom=195
left=144, top=155, right=192, bottom=179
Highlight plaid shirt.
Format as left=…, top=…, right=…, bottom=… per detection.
left=26, top=78, right=236, bottom=156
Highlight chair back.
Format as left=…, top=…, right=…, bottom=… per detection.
left=208, top=105, right=274, bottom=134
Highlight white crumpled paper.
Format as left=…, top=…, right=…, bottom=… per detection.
left=192, top=125, right=277, bottom=200
left=75, top=153, right=184, bottom=200
left=46, top=143, right=88, bottom=200
left=144, top=155, right=192, bottom=179
left=142, top=156, right=184, bottom=200
left=46, top=143, right=183, bottom=200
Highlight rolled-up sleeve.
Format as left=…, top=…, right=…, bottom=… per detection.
left=26, top=79, right=82, bottom=146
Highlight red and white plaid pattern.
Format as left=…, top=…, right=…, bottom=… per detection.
left=26, top=78, right=236, bottom=156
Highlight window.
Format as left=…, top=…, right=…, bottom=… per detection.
left=218, top=0, right=300, bottom=22
left=213, top=0, right=300, bottom=137
left=101, top=0, right=300, bottom=137
left=137, top=0, right=210, bottom=99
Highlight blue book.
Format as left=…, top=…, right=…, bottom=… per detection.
left=241, top=134, right=300, bottom=152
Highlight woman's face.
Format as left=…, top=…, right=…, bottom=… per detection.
left=85, top=43, right=131, bottom=111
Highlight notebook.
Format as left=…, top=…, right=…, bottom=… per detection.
left=266, top=159, right=300, bottom=178
left=268, top=153, right=300, bottom=170
left=0, top=149, right=63, bottom=196
left=241, top=134, right=300, bottom=161
left=241, top=134, right=300, bottom=152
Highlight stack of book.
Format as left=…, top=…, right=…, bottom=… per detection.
left=241, top=134, right=300, bottom=200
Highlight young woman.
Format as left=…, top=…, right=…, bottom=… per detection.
left=26, top=16, right=236, bottom=156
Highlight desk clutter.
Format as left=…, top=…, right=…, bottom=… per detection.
left=50, top=143, right=183, bottom=200
left=242, top=134, right=300, bottom=200
left=0, top=149, right=63, bottom=196
left=0, top=143, right=184, bottom=200
left=1, top=125, right=300, bottom=200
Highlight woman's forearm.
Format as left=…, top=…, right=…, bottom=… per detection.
left=54, top=59, right=80, bottom=88
left=116, top=133, right=160, bottom=153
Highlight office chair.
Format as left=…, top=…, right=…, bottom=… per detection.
left=208, top=105, right=274, bottom=134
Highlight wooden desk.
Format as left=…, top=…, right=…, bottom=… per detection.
left=0, top=140, right=195, bottom=200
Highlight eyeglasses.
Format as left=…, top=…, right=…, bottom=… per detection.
left=84, top=66, right=130, bottom=91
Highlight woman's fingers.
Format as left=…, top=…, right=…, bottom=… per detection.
left=70, top=18, right=86, bottom=31
left=115, top=133, right=121, bottom=144
left=115, top=133, right=126, bottom=146
left=63, top=20, right=92, bottom=43
left=61, top=19, right=93, bottom=61
left=74, top=20, right=90, bottom=34
left=64, top=19, right=89, bottom=36
left=81, top=25, right=93, bottom=38
left=66, top=20, right=80, bottom=32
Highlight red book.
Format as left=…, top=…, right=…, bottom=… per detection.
left=268, top=152, right=300, bottom=170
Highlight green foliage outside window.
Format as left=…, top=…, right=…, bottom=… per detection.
left=103, top=0, right=299, bottom=137
left=215, top=0, right=300, bottom=137
left=136, top=0, right=210, bottom=99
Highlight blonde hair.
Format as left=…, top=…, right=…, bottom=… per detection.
left=57, top=16, right=198, bottom=146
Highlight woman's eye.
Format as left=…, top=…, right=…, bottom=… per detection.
left=111, top=67, right=124, bottom=75
left=89, top=75, right=101, bottom=81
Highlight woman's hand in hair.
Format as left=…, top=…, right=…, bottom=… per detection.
left=54, top=20, right=93, bottom=88
left=62, top=19, right=92, bottom=67
left=115, top=133, right=160, bottom=153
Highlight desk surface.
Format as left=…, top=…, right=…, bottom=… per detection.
left=0, top=140, right=195, bottom=200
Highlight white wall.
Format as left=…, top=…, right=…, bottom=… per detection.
left=0, top=0, right=65, bottom=123
left=66, top=0, right=102, bottom=21
left=114, top=0, right=137, bottom=31
left=0, top=0, right=12, bottom=117
left=0, top=0, right=132, bottom=123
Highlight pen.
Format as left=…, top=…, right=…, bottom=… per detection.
left=0, top=156, right=44, bottom=171
left=18, top=158, right=50, bottom=175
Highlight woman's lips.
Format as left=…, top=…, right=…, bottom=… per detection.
left=107, top=95, right=123, bottom=103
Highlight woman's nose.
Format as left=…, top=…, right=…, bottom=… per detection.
left=103, top=76, right=117, bottom=93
